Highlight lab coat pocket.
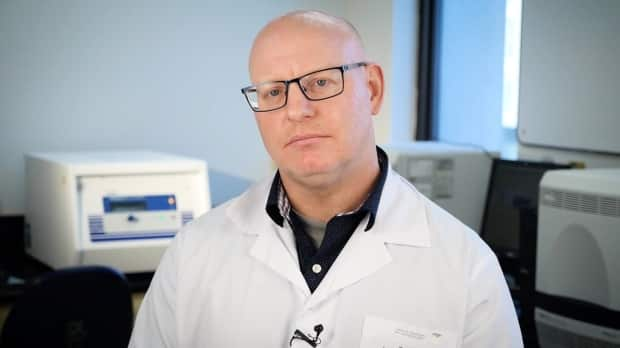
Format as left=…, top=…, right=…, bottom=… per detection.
left=360, top=315, right=458, bottom=348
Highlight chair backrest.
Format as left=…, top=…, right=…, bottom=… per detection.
left=0, top=265, right=133, bottom=348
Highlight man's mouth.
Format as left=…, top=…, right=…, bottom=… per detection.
left=286, top=134, right=329, bottom=147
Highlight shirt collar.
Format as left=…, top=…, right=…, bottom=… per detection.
left=265, top=146, right=389, bottom=231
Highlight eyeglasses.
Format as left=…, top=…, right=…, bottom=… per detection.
left=241, top=62, right=367, bottom=112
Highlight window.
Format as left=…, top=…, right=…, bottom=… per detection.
left=501, top=0, right=522, bottom=129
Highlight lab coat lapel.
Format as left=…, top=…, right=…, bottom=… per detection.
left=227, top=176, right=310, bottom=295
left=306, top=220, right=392, bottom=309
left=248, top=223, right=310, bottom=295
left=305, top=168, right=433, bottom=309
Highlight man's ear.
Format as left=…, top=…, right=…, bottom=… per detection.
left=367, top=63, right=385, bottom=116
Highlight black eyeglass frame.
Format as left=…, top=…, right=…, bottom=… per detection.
left=240, top=62, right=368, bottom=112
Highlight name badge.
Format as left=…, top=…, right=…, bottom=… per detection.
left=360, top=315, right=457, bottom=348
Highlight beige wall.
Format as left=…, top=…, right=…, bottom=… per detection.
left=345, top=0, right=418, bottom=145
left=345, top=1, right=394, bottom=145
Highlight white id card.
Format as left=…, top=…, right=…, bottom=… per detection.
left=359, top=315, right=457, bottom=348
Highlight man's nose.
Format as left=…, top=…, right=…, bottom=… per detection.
left=285, top=82, right=315, bottom=121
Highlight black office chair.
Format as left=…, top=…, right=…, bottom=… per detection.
left=0, top=265, right=133, bottom=348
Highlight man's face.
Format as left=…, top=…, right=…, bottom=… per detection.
left=249, top=22, right=381, bottom=187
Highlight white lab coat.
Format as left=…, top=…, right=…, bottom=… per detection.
left=129, top=168, right=523, bottom=348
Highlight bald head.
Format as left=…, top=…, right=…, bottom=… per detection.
left=249, top=10, right=367, bottom=82
left=257, top=10, right=363, bottom=49
left=284, top=10, right=361, bottom=36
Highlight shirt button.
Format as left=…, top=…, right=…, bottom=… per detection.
left=312, top=264, right=322, bottom=274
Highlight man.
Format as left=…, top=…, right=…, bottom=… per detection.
left=129, top=10, right=523, bottom=347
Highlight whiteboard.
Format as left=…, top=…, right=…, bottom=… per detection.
left=518, top=0, right=620, bottom=154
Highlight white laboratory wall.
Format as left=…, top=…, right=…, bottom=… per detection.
left=0, top=0, right=342, bottom=214
left=0, top=1, right=413, bottom=215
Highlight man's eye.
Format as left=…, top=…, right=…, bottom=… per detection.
left=316, top=79, right=327, bottom=87
left=270, top=89, right=280, bottom=96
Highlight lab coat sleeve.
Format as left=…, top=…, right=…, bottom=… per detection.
left=128, top=231, right=183, bottom=348
left=462, top=253, right=524, bottom=348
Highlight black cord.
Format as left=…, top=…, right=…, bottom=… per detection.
left=289, top=324, right=324, bottom=347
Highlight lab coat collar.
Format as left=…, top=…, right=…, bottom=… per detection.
left=227, top=177, right=273, bottom=236
left=225, top=166, right=432, bottom=296
left=227, top=178, right=310, bottom=294
left=370, top=167, right=433, bottom=248
left=228, top=167, right=431, bottom=247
